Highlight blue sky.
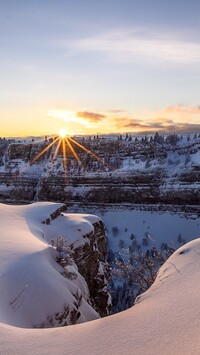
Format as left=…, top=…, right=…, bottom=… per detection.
left=0, top=0, right=200, bottom=136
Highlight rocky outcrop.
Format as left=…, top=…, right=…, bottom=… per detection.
left=37, top=170, right=200, bottom=205
left=41, top=205, right=111, bottom=317
left=41, top=204, right=67, bottom=225
left=7, top=142, right=51, bottom=162
left=72, top=220, right=111, bottom=316
left=33, top=284, right=91, bottom=328
left=0, top=173, right=38, bottom=203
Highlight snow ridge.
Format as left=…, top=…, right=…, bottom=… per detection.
left=0, top=202, right=99, bottom=328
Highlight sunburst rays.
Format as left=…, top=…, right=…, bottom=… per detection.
left=5, top=133, right=110, bottom=192
left=68, top=136, right=102, bottom=163
left=65, top=137, right=82, bottom=167
left=52, top=138, right=62, bottom=162
left=62, top=136, right=67, bottom=173
left=31, top=136, right=60, bottom=164
left=27, top=133, right=106, bottom=178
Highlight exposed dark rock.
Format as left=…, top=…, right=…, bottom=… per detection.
left=41, top=205, right=67, bottom=224
left=41, top=204, right=111, bottom=317
left=72, top=220, right=111, bottom=317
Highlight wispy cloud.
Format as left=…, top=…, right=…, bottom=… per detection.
left=113, top=115, right=200, bottom=133
left=162, top=104, right=200, bottom=115
left=108, top=104, right=200, bottom=133
left=48, top=104, right=200, bottom=134
left=108, top=109, right=128, bottom=114
left=63, top=28, right=200, bottom=65
left=48, top=109, right=106, bottom=128
left=111, top=116, right=146, bottom=129
left=76, top=111, right=106, bottom=122
left=111, top=104, right=200, bottom=132
left=48, top=110, right=87, bottom=125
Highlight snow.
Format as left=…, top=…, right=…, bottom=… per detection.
left=18, top=201, right=101, bottom=247
left=1, top=136, right=200, bottom=353
left=41, top=211, right=101, bottom=247
left=0, top=184, right=15, bottom=191
left=1, top=136, right=199, bottom=178
left=69, top=206, right=200, bottom=253
left=0, top=202, right=99, bottom=329
left=1, top=233, right=200, bottom=354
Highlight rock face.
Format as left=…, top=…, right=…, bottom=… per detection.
left=0, top=137, right=199, bottom=206
left=41, top=205, right=111, bottom=317
left=72, top=220, right=111, bottom=316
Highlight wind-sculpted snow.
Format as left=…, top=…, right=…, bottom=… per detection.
left=0, top=202, right=99, bottom=328
left=1, top=230, right=200, bottom=354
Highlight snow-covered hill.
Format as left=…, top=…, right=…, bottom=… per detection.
left=1, top=217, right=200, bottom=354
left=0, top=202, right=102, bottom=328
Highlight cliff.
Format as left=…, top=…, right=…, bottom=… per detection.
left=0, top=136, right=199, bottom=206
left=41, top=206, right=111, bottom=316
left=0, top=202, right=111, bottom=327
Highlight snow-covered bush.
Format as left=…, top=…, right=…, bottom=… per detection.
left=49, top=237, right=77, bottom=280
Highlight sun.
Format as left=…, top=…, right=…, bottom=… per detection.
left=59, top=129, right=67, bottom=138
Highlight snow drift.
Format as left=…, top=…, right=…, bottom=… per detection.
left=1, top=202, right=200, bottom=354
left=0, top=202, right=99, bottom=328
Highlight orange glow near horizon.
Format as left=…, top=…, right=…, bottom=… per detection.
left=1, top=104, right=200, bottom=139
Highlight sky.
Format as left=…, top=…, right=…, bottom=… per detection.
left=0, top=0, right=200, bottom=137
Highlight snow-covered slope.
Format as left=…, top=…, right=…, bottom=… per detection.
left=1, top=202, right=200, bottom=354
left=1, top=240, right=200, bottom=354
left=0, top=202, right=99, bottom=328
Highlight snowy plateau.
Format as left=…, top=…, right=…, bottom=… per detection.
left=0, top=133, right=200, bottom=354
